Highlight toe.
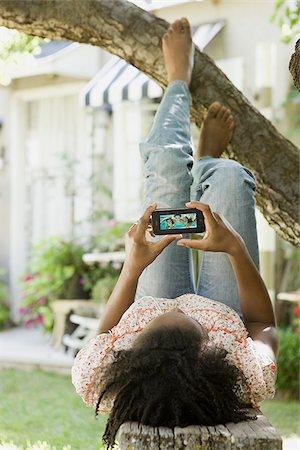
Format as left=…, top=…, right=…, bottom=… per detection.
left=181, top=17, right=191, bottom=27
left=227, top=119, right=234, bottom=130
left=217, top=106, right=228, bottom=119
left=223, top=109, right=232, bottom=121
left=208, top=101, right=222, bottom=117
left=225, top=113, right=233, bottom=125
left=181, top=17, right=191, bottom=31
left=181, top=17, right=192, bottom=38
left=173, top=20, right=182, bottom=31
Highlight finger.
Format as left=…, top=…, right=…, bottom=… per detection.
left=127, top=222, right=139, bottom=237
left=146, top=223, right=156, bottom=238
left=136, top=202, right=157, bottom=239
left=215, top=213, right=238, bottom=235
left=140, top=202, right=157, bottom=224
left=212, top=211, right=222, bottom=224
left=128, top=222, right=138, bottom=231
left=155, top=234, right=182, bottom=252
left=177, top=237, right=207, bottom=250
left=147, top=229, right=156, bottom=238
left=185, top=201, right=217, bottom=228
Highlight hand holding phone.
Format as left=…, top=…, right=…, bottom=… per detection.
left=124, top=203, right=182, bottom=276
left=177, top=201, right=244, bottom=255
left=151, top=207, right=206, bottom=235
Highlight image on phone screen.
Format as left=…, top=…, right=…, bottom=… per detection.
left=159, top=212, right=197, bottom=230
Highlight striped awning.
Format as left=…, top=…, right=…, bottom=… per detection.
left=81, top=21, right=225, bottom=107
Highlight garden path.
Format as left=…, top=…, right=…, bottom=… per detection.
left=0, top=326, right=73, bottom=374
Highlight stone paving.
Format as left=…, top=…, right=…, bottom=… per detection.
left=0, top=326, right=73, bottom=374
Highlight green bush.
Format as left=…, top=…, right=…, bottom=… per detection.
left=276, top=327, right=300, bottom=399
left=0, top=268, right=10, bottom=330
left=93, top=221, right=131, bottom=252
left=19, top=237, right=104, bottom=332
left=19, top=222, right=129, bottom=332
left=91, top=273, right=119, bottom=304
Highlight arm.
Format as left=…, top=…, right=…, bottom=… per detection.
left=229, top=242, right=278, bottom=361
left=178, top=201, right=278, bottom=361
left=97, top=203, right=181, bottom=334
left=97, top=265, right=139, bottom=334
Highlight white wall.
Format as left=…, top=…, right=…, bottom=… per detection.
left=13, top=44, right=103, bottom=81
left=8, top=83, right=97, bottom=319
left=0, top=89, right=11, bottom=284
left=155, top=0, right=294, bottom=111
left=112, top=101, right=144, bottom=222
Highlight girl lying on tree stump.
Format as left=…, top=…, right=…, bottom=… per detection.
left=72, top=17, right=278, bottom=450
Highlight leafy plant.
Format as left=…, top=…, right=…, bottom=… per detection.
left=19, top=221, right=129, bottom=331
left=91, top=273, right=119, bottom=304
left=270, top=0, right=300, bottom=43
left=92, top=220, right=131, bottom=252
left=0, top=27, right=47, bottom=85
left=86, top=221, right=130, bottom=303
left=80, top=221, right=129, bottom=294
left=292, top=304, right=300, bottom=334
left=276, top=327, right=300, bottom=399
left=0, top=268, right=10, bottom=330
left=19, top=237, right=92, bottom=332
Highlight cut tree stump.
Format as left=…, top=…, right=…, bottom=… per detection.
left=118, top=410, right=282, bottom=449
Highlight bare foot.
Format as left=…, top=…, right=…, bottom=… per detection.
left=196, top=102, right=234, bottom=159
left=162, top=18, right=195, bottom=86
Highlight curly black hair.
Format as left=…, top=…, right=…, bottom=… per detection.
left=95, top=325, right=254, bottom=449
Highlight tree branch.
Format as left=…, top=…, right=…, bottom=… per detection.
left=289, top=39, right=300, bottom=92
left=0, top=0, right=299, bottom=246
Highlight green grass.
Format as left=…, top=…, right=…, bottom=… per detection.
left=261, top=399, right=300, bottom=437
left=0, top=368, right=299, bottom=449
left=0, top=368, right=107, bottom=450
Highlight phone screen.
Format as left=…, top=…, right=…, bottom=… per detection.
left=152, top=208, right=205, bottom=235
left=159, top=212, right=197, bottom=231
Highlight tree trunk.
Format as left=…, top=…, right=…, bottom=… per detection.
left=0, top=0, right=299, bottom=247
left=289, top=39, right=300, bottom=93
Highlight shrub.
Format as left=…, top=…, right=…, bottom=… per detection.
left=93, top=221, right=131, bottom=252
left=18, top=222, right=128, bottom=332
left=19, top=237, right=102, bottom=332
left=0, top=268, right=10, bottom=330
left=91, top=273, right=119, bottom=304
left=276, top=327, right=300, bottom=399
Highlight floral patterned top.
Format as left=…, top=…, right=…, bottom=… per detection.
left=72, top=294, right=277, bottom=413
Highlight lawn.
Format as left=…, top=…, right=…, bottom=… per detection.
left=0, top=369, right=106, bottom=450
left=0, top=368, right=299, bottom=449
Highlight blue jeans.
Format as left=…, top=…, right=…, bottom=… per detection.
left=135, top=80, right=259, bottom=318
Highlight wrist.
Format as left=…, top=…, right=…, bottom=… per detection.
left=227, top=237, right=247, bottom=258
left=122, top=261, right=143, bottom=279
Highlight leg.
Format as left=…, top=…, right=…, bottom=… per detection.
left=135, top=19, right=196, bottom=300
left=191, top=104, right=259, bottom=318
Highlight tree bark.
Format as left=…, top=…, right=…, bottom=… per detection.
left=289, top=39, right=300, bottom=92
left=0, top=0, right=299, bottom=247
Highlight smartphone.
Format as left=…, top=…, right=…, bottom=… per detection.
left=151, top=208, right=206, bottom=235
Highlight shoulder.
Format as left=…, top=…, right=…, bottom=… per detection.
left=177, top=293, right=243, bottom=318
left=72, top=329, right=138, bottom=411
left=230, top=337, right=277, bottom=405
left=176, top=293, right=248, bottom=338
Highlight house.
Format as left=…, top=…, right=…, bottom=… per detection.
left=0, top=0, right=297, bottom=320
left=0, top=41, right=107, bottom=319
